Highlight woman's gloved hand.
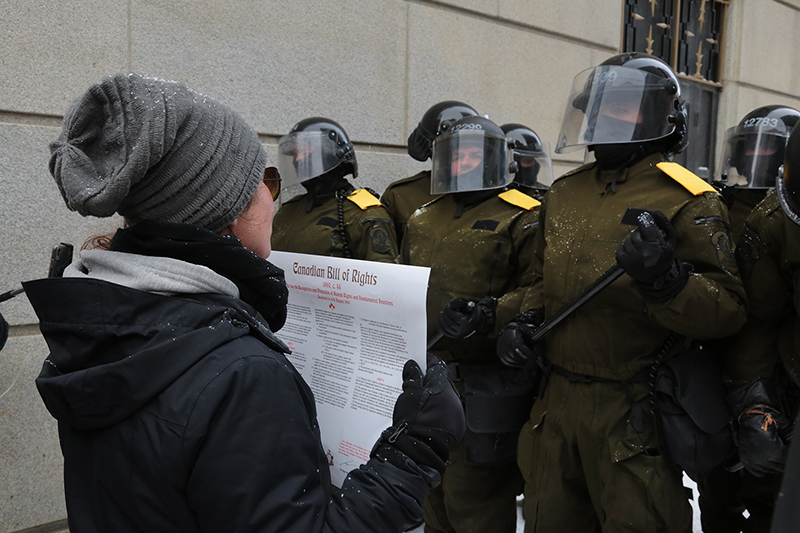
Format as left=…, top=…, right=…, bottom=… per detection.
left=371, top=356, right=465, bottom=476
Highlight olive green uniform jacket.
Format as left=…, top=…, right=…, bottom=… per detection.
left=727, top=188, right=800, bottom=389
left=401, top=187, right=540, bottom=363
left=521, top=154, right=746, bottom=379
left=728, top=187, right=769, bottom=240
left=381, top=171, right=438, bottom=245
left=272, top=189, right=398, bottom=262
left=517, top=153, right=746, bottom=532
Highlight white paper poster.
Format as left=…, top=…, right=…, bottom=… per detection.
left=268, top=251, right=431, bottom=487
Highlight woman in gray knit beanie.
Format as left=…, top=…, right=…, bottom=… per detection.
left=24, top=73, right=462, bottom=532
left=50, top=72, right=268, bottom=234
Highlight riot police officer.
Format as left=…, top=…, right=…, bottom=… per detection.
left=714, top=105, right=800, bottom=236
left=500, top=52, right=746, bottom=532
left=381, top=101, right=479, bottom=243
left=271, top=117, right=398, bottom=261
left=699, top=106, right=799, bottom=533
left=719, top=124, right=800, bottom=533
left=401, top=115, right=544, bottom=533
left=500, top=123, right=554, bottom=199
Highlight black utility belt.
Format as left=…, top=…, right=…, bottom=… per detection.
left=548, top=362, right=652, bottom=434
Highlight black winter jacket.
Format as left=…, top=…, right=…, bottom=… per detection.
left=25, top=276, right=430, bottom=532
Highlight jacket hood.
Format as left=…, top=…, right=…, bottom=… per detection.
left=24, top=277, right=288, bottom=431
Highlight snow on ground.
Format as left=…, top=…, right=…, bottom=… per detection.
left=685, top=473, right=703, bottom=533
left=409, top=473, right=704, bottom=533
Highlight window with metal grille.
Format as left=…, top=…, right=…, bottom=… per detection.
left=622, top=0, right=728, bottom=180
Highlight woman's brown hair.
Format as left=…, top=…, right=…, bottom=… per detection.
left=82, top=233, right=115, bottom=251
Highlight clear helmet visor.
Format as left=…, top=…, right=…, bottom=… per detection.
left=277, top=131, right=343, bottom=187
left=555, top=65, right=678, bottom=153
left=430, top=129, right=512, bottom=194
left=512, top=142, right=554, bottom=189
left=718, top=127, right=790, bottom=188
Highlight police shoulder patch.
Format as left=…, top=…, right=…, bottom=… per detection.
left=710, top=229, right=739, bottom=276
left=368, top=225, right=393, bottom=255
left=347, top=188, right=382, bottom=210
left=656, top=162, right=717, bottom=196
left=498, top=189, right=541, bottom=211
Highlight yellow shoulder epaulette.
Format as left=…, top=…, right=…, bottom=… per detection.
left=498, top=189, right=541, bottom=211
left=656, top=162, right=717, bottom=196
left=347, top=188, right=382, bottom=210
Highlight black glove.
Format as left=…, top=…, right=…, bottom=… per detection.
left=407, top=125, right=434, bottom=162
left=615, top=210, right=690, bottom=303
left=737, top=405, right=790, bottom=477
left=496, top=307, right=544, bottom=368
left=371, top=357, right=466, bottom=476
left=437, top=296, right=496, bottom=339
left=727, top=378, right=792, bottom=477
left=497, top=308, right=548, bottom=398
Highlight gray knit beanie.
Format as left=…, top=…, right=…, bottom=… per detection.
left=49, top=72, right=267, bottom=232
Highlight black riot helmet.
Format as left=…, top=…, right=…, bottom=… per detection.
left=556, top=53, right=687, bottom=167
left=407, top=101, right=479, bottom=161
left=777, top=124, right=800, bottom=225
left=719, top=105, right=800, bottom=189
left=277, top=117, right=358, bottom=188
left=430, top=116, right=513, bottom=194
left=501, top=123, right=554, bottom=191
